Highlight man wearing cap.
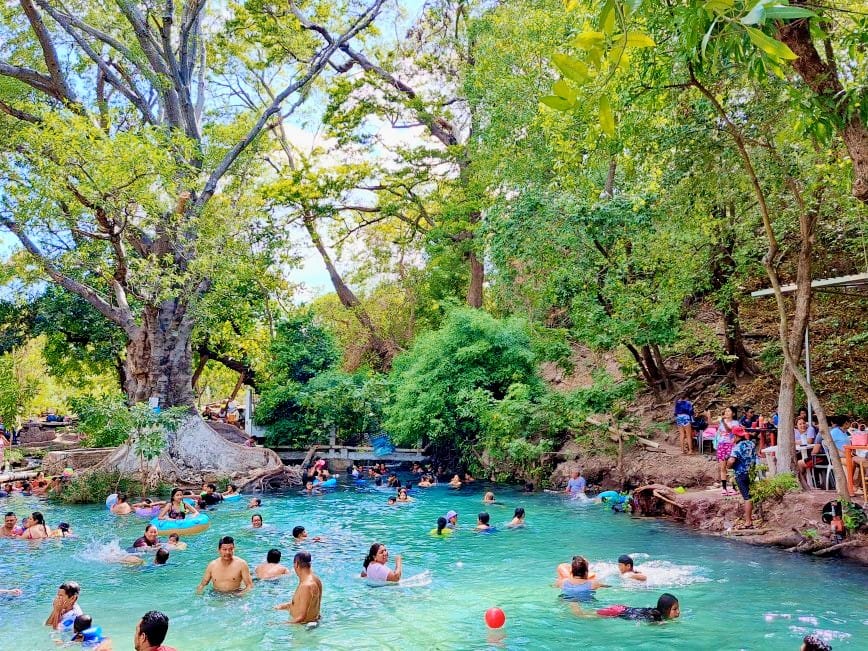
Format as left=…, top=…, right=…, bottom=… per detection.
left=444, top=510, right=458, bottom=530
left=727, top=426, right=757, bottom=529
left=617, top=555, right=647, bottom=582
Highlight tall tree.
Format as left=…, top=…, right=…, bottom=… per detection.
left=0, top=0, right=385, bottom=477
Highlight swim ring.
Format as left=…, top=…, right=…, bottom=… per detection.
left=105, top=494, right=118, bottom=510
left=222, top=493, right=242, bottom=502
left=313, top=476, right=338, bottom=489
left=182, top=497, right=198, bottom=507
left=135, top=505, right=161, bottom=518
left=149, top=513, right=210, bottom=537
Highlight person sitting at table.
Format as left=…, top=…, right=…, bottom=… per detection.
left=739, top=407, right=758, bottom=429
left=794, top=418, right=817, bottom=445
left=796, top=417, right=852, bottom=490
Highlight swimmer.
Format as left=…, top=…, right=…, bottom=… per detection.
left=507, top=507, right=525, bottom=528
left=361, top=543, right=402, bottom=582
left=448, top=474, right=462, bottom=489
left=573, top=593, right=680, bottom=622
left=200, top=483, right=223, bottom=507
left=110, top=494, right=133, bottom=515
left=51, top=522, right=74, bottom=538
left=45, top=581, right=82, bottom=630
left=131, top=498, right=166, bottom=511
left=132, top=525, right=162, bottom=549
left=475, top=512, right=493, bottom=531
left=71, top=614, right=112, bottom=650
left=396, top=488, right=413, bottom=502
left=22, top=511, right=52, bottom=539
left=617, top=554, right=647, bottom=582
left=154, top=548, right=170, bottom=566
left=1, top=511, right=19, bottom=538
left=387, top=496, right=397, bottom=505
left=444, top=510, right=459, bottom=529
left=166, top=534, right=187, bottom=551
left=292, top=526, right=324, bottom=543
left=417, top=475, right=435, bottom=488
left=463, top=472, right=476, bottom=483
left=248, top=497, right=262, bottom=508
left=559, top=556, right=608, bottom=592
left=134, top=610, right=176, bottom=651
left=430, top=516, right=453, bottom=536
left=274, top=551, right=322, bottom=624
left=256, top=549, right=290, bottom=580
left=222, top=483, right=239, bottom=497
left=801, top=634, right=832, bottom=651
left=251, top=514, right=264, bottom=529
left=158, top=488, right=199, bottom=521
left=196, top=536, right=254, bottom=595
left=0, top=588, right=22, bottom=596
left=482, top=491, right=496, bottom=504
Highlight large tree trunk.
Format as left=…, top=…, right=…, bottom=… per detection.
left=777, top=12, right=868, bottom=204
left=108, top=299, right=282, bottom=481
left=466, top=249, right=484, bottom=308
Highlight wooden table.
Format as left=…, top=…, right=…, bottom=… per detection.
left=844, top=445, right=868, bottom=496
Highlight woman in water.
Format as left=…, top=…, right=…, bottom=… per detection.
left=361, top=543, right=402, bottom=583
left=482, top=491, right=496, bottom=504
left=22, top=511, right=51, bottom=539
left=716, top=406, right=739, bottom=495
left=430, top=517, right=453, bottom=536
left=507, top=507, right=525, bottom=528
left=558, top=556, right=607, bottom=594
left=158, top=488, right=199, bottom=520
left=132, top=524, right=162, bottom=549
left=396, top=488, right=413, bottom=503
left=51, top=522, right=73, bottom=538
left=576, top=593, right=680, bottom=622
left=222, top=483, right=239, bottom=497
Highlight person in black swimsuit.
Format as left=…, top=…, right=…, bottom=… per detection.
left=573, top=593, right=680, bottom=622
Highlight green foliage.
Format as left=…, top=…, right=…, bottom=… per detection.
left=0, top=347, right=39, bottom=428
left=55, top=470, right=168, bottom=505
left=69, top=394, right=133, bottom=448
left=750, top=472, right=799, bottom=505
left=841, top=501, right=867, bottom=534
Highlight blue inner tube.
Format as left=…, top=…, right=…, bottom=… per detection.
left=314, top=477, right=337, bottom=488
left=597, top=491, right=627, bottom=504
left=222, top=493, right=242, bottom=501
left=149, top=513, right=209, bottom=533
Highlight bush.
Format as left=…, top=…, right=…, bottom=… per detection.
left=69, top=393, right=133, bottom=448
left=55, top=470, right=169, bottom=504
left=750, top=472, right=799, bottom=505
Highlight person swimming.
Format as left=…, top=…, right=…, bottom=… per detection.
left=430, top=516, right=453, bottom=536
left=591, top=593, right=680, bottom=622
left=559, top=556, right=608, bottom=596
left=507, top=507, right=525, bottom=528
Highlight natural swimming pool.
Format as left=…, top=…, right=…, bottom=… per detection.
left=1, top=481, right=866, bottom=650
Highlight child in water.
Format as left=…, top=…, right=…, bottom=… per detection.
left=573, top=593, right=680, bottom=622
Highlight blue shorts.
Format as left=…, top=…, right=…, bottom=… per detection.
left=735, top=473, right=751, bottom=500
left=675, top=414, right=692, bottom=427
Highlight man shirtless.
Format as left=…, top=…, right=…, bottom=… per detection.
left=110, top=495, right=133, bottom=515
left=274, top=552, right=322, bottom=625
left=196, top=536, right=253, bottom=595
left=255, top=549, right=290, bottom=580
left=1, top=512, right=19, bottom=537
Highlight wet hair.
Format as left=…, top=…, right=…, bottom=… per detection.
left=801, top=634, right=832, bottom=651
left=218, top=536, right=235, bottom=548
left=656, top=593, right=679, bottom=619
left=387, top=497, right=397, bottom=504
left=145, top=524, right=157, bottom=535
left=155, top=548, right=169, bottom=565
left=251, top=513, right=263, bottom=524
left=363, top=543, right=384, bottom=570
left=436, top=516, right=447, bottom=535
left=227, top=483, right=237, bottom=491
left=58, top=522, right=70, bottom=533
left=73, top=614, right=92, bottom=633
left=138, top=611, right=169, bottom=646
left=170, top=487, right=183, bottom=501
left=292, top=526, right=305, bottom=539
left=513, top=507, right=525, bottom=519
left=5, top=511, right=14, bottom=518
left=207, top=483, right=217, bottom=491
left=618, top=554, right=634, bottom=569
left=168, top=534, right=180, bottom=542
left=31, top=511, right=48, bottom=534
left=117, top=494, right=128, bottom=503
left=294, top=551, right=311, bottom=569
left=250, top=498, right=261, bottom=506
left=267, top=548, right=281, bottom=563
left=478, top=511, right=490, bottom=525
left=571, top=556, right=589, bottom=579
left=59, top=581, right=80, bottom=597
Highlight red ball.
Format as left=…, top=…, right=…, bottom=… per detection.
left=484, top=607, right=506, bottom=629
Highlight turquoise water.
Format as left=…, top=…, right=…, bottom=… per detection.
left=1, top=481, right=866, bottom=650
